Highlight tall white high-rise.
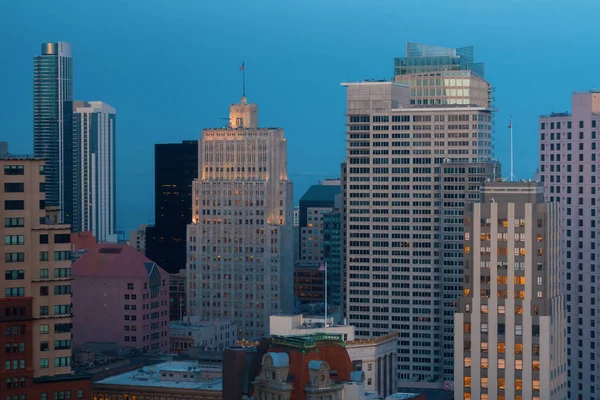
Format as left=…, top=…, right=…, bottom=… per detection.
left=341, top=80, right=499, bottom=388
left=186, top=96, right=294, bottom=338
left=72, top=101, right=117, bottom=242
left=454, top=182, right=567, bottom=400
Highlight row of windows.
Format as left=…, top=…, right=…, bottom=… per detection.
left=5, top=251, right=71, bottom=263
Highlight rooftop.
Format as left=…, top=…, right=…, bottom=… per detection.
left=95, top=361, right=222, bottom=391
left=299, top=184, right=340, bottom=204
left=72, top=244, right=168, bottom=279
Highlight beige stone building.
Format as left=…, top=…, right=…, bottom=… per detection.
left=1, top=157, right=74, bottom=377
left=186, top=96, right=294, bottom=339
left=455, top=182, right=567, bottom=400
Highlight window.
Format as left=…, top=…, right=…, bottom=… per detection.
left=464, top=377, right=471, bottom=387
left=4, top=183, right=24, bottom=193
left=39, top=286, right=48, bottom=296
left=40, top=358, right=49, bottom=368
left=5, top=253, right=25, bottom=263
left=4, top=218, right=24, bottom=228
left=39, top=269, right=48, bottom=279
left=515, top=325, right=523, bottom=335
left=5, top=235, right=24, bottom=245
left=127, top=283, right=134, bottom=290
left=53, top=251, right=71, bottom=261
left=41, top=394, right=48, bottom=400
left=481, top=358, right=488, bottom=369
left=5, top=287, right=25, bottom=297
left=39, top=234, right=48, bottom=244
left=40, top=325, right=49, bottom=334
left=54, top=357, right=71, bottom=367
left=54, top=268, right=70, bottom=278
left=76, top=390, right=84, bottom=399
left=481, top=323, right=488, bottom=333
left=515, top=359, right=523, bottom=370
left=40, top=306, right=49, bottom=316
left=53, top=234, right=70, bottom=244
left=40, top=342, right=49, bottom=351
left=464, top=357, right=471, bottom=367
left=5, top=200, right=25, bottom=210
left=39, top=252, right=49, bottom=261
left=481, top=377, right=488, bottom=388
left=5, top=270, right=24, bottom=280
left=498, top=358, right=505, bottom=369
left=532, top=379, right=540, bottom=391
left=53, top=305, right=71, bottom=315
left=4, top=165, right=24, bottom=175
left=39, top=182, right=45, bottom=192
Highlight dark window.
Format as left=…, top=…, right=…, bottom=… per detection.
left=53, top=234, right=70, bottom=244
left=39, top=286, right=48, bottom=296
left=39, top=200, right=45, bottom=210
left=4, top=165, right=24, bottom=175
left=39, top=183, right=45, bottom=192
left=4, top=270, right=24, bottom=280
left=40, top=235, right=48, bottom=244
left=5, top=201, right=24, bottom=210
left=39, top=165, right=45, bottom=175
left=40, top=342, right=49, bottom=351
left=4, top=183, right=24, bottom=193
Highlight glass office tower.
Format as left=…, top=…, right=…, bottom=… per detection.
left=33, top=42, right=73, bottom=223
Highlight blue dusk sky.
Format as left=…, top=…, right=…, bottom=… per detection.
left=1, top=0, right=598, bottom=233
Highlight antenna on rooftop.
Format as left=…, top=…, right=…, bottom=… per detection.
left=508, top=116, right=516, bottom=182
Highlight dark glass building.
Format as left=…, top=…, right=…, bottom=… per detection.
left=33, top=42, right=74, bottom=223
left=322, top=207, right=342, bottom=308
left=145, top=141, right=198, bottom=274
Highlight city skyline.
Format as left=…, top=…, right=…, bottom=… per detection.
left=4, top=0, right=598, bottom=232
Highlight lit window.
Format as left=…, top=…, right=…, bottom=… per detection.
left=497, top=359, right=505, bottom=369
left=498, top=378, right=506, bottom=389
left=515, top=359, right=523, bottom=370
left=464, top=376, right=471, bottom=387
left=481, top=358, right=488, bottom=369
left=481, top=377, right=488, bottom=389
left=464, top=357, right=471, bottom=367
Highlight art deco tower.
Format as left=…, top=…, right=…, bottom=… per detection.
left=186, top=96, right=294, bottom=338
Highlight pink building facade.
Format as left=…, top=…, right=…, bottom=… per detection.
left=71, top=244, right=170, bottom=353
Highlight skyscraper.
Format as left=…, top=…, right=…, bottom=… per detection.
left=0, top=156, right=91, bottom=398
left=72, top=101, right=117, bottom=242
left=33, top=42, right=73, bottom=224
left=186, top=96, right=294, bottom=338
left=341, top=79, right=499, bottom=388
left=145, top=140, right=198, bottom=274
left=455, top=181, right=567, bottom=400
left=538, top=91, right=600, bottom=399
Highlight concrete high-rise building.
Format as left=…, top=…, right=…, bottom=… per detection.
left=0, top=142, right=8, bottom=156
left=298, top=180, right=340, bottom=262
left=455, top=182, right=567, bottom=400
left=186, top=96, right=294, bottom=338
left=341, top=80, right=499, bottom=388
left=0, top=156, right=91, bottom=398
left=72, top=101, right=117, bottom=242
left=393, top=43, right=492, bottom=107
left=33, top=42, right=74, bottom=224
left=538, top=91, right=600, bottom=399
left=146, top=140, right=198, bottom=274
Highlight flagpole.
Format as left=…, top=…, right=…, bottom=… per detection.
left=324, top=261, right=328, bottom=328
left=242, top=61, right=246, bottom=97
left=508, top=116, right=515, bottom=182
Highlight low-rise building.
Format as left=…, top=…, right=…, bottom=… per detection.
left=72, top=244, right=170, bottom=353
left=92, top=361, right=222, bottom=400
left=170, top=317, right=237, bottom=354
left=251, top=334, right=377, bottom=400
left=266, top=314, right=397, bottom=397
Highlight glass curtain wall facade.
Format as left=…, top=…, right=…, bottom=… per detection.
left=33, top=42, right=73, bottom=224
